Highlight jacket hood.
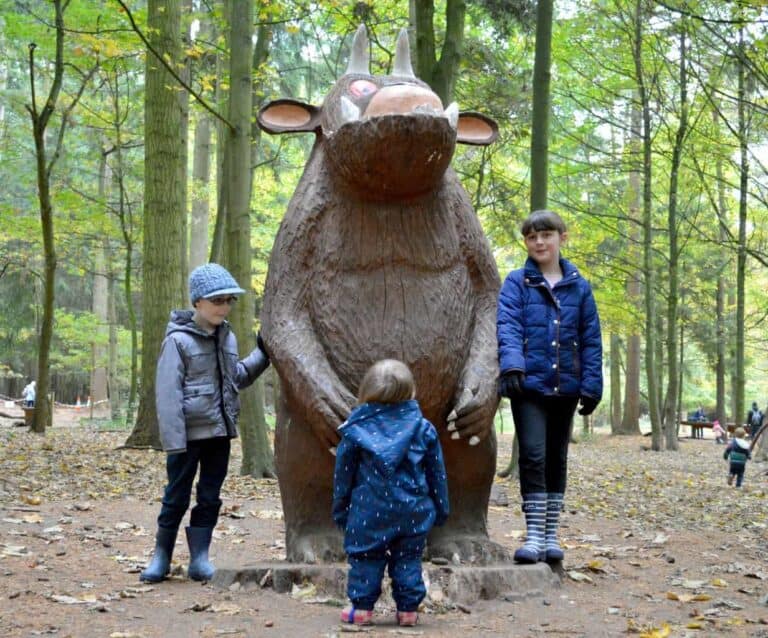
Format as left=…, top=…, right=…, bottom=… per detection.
left=165, top=310, right=230, bottom=338
left=339, top=400, right=425, bottom=478
left=733, top=437, right=750, bottom=449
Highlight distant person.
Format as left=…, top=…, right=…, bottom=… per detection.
left=140, top=263, right=270, bottom=583
left=747, top=401, right=763, bottom=438
left=723, top=427, right=751, bottom=488
left=496, top=210, right=602, bottom=564
left=22, top=380, right=36, bottom=408
left=333, top=359, right=449, bottom=627
left=711, top=420, right=725, bottom=444
left=692, top=406, right=706, bottom=422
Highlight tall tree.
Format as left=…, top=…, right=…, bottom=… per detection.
left=125, top=0, right=186, bottom=448
left=662, top=25, right=689, bottom=452
left=529, top=0, right=552, bottom=210
left=26, top=0, right=94, bottom=432
left=223, top=0, right=274, bottom=477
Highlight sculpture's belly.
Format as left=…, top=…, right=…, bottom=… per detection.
left=311, top=265, right=473, bottom=420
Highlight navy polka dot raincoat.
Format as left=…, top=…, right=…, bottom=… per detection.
left=332, top=400, right=450, bottom=556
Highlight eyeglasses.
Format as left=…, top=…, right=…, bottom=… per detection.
left=207, top=296, right=238, bottom=306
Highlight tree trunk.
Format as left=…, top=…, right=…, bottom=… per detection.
left=27, top=1, right=66, bottom=434
left=633, top=0, right=661, bottom=450
left=224, top=0, right=274, bottom=477
left=529, top=0, right=553, bottom=211
left=411, top=0, right=466, bottom=104
left=108, top=267, right=120, bottom=421
left=734, top=24, right=748, bottom=430
left=125, top=0, right=186, bottom=448
left=189, top=116, right=211, bottom=270
left=663, top=27, right=689, bottom=453
left=713, top=106, right=728, bottom=426
left=610, top=333, right=622, bottom=432
left=619, top=94, right=642, bottom=436
left=91, top=150, right=111, bottom=406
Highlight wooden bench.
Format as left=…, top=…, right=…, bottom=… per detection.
left=678, top=420, right=738, bottom=439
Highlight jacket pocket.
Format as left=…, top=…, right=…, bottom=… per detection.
left=182, top=382, right=216, bottom=425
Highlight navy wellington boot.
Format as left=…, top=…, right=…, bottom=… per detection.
left=140, top=527, right=178, bottom=583
left=186, top=526, right=215, bottom=581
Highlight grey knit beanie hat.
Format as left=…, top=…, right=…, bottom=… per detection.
left=189, top=263, right=245, bottom=304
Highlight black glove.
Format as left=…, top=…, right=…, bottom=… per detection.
left=498, top=371, right=524, bottom=398
left=578, top=395, right=599, bottom=416
left=256, top=331, right=268, bottom=358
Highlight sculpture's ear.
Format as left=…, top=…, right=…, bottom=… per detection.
left=257, top=99, right=322, bottom=134
left=456, top=112, right=499, bottom=146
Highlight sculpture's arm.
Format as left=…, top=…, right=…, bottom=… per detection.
left=447, top=188, right=501, bottom=445
left=261, top=176, right=356, bottom=451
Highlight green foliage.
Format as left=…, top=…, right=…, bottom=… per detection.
left=2, top=0, right=768, bottom=419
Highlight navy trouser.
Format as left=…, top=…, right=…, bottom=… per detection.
left=511, top=395, right=578, bottom=495
left=729, top=462, right=746, bottom=487
left=157, top=437, right=230, bottom=530
left=347, top=534, right=427, bottom=612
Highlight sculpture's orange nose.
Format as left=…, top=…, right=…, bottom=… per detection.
left=363, top=85, right=443, bottom=117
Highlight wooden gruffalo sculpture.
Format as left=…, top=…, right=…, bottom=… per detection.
left=259, top=26, right=504, bottom=564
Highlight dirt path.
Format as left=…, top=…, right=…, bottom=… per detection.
left=1, top=421, right=767, bottom=637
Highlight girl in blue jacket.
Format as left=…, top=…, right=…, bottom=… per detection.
left=497, top=210, right=602, bottom=564
left=333, top=359, right=449, bottom=627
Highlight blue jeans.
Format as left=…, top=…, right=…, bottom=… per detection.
left=511, top=395, right=578, bottom=495
left=347, top=534, right=427, bottom=612
left=157, top=437, right=230, bottom=530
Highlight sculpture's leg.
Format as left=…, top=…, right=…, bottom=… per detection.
left=274, top=394, right=344, bottom=563
left=427, top=428, right=510, bottom=564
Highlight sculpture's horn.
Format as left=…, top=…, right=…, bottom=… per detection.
left=345, top=24, right=370, bottom=75
left=392, top=28, right=415, bottom=78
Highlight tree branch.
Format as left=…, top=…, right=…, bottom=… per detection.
left=114, top=0, right=234, bottom=132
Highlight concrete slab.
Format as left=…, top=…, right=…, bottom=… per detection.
left=211, top=561, right=560, bottom=605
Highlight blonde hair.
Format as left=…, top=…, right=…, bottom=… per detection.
left=734, top=426, right=746, bottom=438
left=357, top=359, right=415, bottom=404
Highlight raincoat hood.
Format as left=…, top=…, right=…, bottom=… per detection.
left=340, top=400, right=424, bottom=478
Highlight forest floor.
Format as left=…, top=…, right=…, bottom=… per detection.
left=0, top=405, right=767, bottom=638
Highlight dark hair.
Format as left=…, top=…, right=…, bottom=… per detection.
left=357, top=359, right=415, bottom=404
left=520, top=209, right=567, bottom=236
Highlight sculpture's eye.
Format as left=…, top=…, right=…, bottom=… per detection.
left=348, top=80, right=378, bottom=99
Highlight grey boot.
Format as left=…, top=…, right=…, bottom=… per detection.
left=186, top=526, right=215, bottom=581
left=514, top=493, right=546, bottom=563
left=140, top=527, right=178, bottom=583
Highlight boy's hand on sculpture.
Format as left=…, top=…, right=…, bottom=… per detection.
left=498, top=371, right=524, bottom=398
left=578, top=395, right=598, bottom=416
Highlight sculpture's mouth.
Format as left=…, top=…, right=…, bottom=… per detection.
left=324, top=85, right=458, bottom=201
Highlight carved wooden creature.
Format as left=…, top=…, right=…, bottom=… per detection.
left=259, top=26, right=504, bottom=563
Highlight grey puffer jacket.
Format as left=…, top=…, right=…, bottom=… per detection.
left=156, top=310, right=269, bottom=453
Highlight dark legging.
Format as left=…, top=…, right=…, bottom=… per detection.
left=511, top=395, right=578, bottom=495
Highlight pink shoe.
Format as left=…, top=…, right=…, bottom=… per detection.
left=396, top=611, right=418, bottom=626
left=341, top=607, right=373, bottom=625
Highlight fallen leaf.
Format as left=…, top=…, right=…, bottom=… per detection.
left=567, top=570, right=594, bottom=584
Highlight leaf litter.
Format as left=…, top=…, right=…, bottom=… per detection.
left=0, top=424, right=767, bottom=636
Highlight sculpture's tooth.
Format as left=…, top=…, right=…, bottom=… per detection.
left=444, top=102, right=459, bottom=129
left=340, top=96, right=361, bottom=124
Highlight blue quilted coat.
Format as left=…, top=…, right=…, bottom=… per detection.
left=497, top=257, right=602, bottom=401
left=332, top=400, right=450, bottom=555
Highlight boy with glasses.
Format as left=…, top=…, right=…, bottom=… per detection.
left=141, top=263, right=270, bottom=582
